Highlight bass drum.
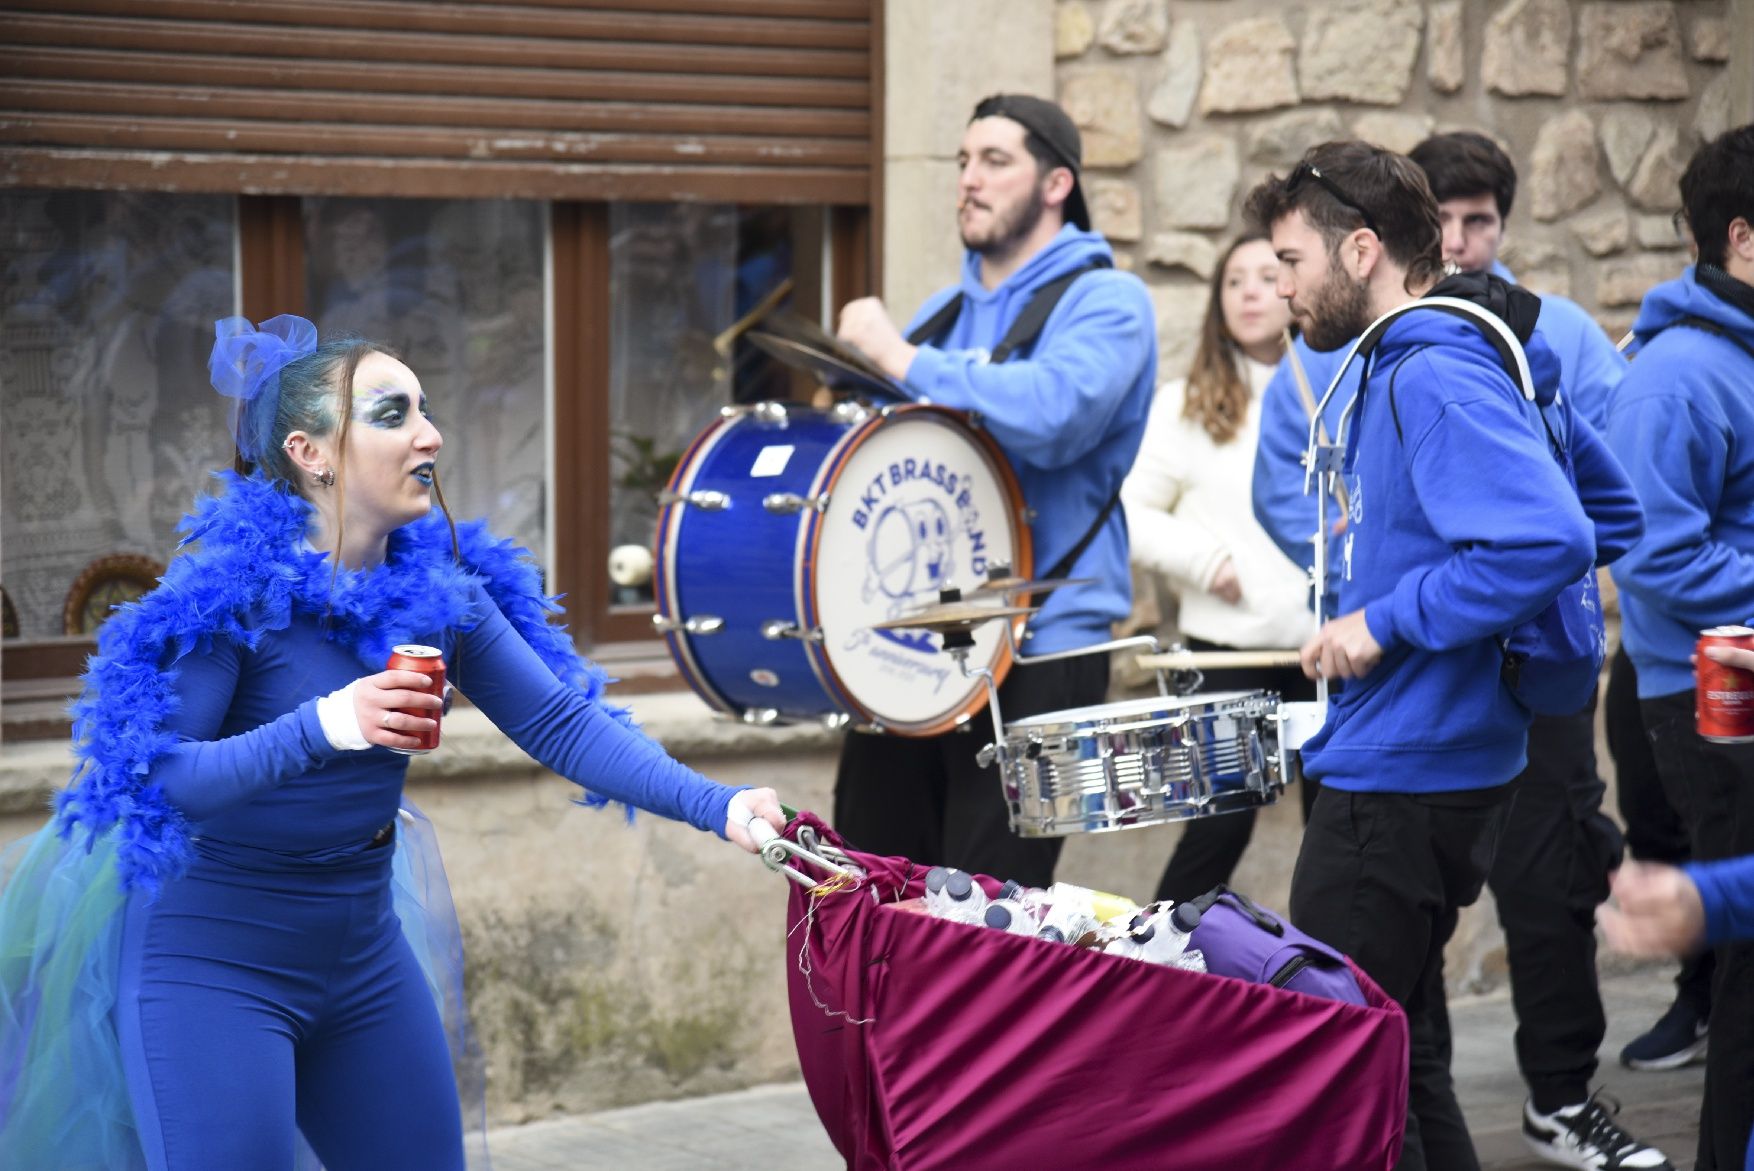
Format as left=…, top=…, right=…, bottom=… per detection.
left=653, top=401, right=1031, bottom=736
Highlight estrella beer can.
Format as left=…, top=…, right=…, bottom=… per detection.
left=1697, top=626, right=1754, bottom=743
left=386, top=644, right=445, bottom=755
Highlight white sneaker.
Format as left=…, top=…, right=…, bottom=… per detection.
left=1522, top=1092, right=1674, bottom=1170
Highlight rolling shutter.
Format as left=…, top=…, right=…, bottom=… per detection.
left=0, top=0, right=876, bottom=204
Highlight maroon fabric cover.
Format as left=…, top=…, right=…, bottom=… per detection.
left=782, top=813, right=1409, bottom=1171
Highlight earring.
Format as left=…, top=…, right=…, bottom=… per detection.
left=316, top=467, right=336, bottom=488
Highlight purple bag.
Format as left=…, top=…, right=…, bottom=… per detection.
left=1188, top=886, right=1368, bottom=1006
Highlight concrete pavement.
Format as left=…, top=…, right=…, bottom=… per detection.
left=487, top=963, right=1708, bottom=1170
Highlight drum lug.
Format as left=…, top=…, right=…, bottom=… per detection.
left=762, top=492, right=829, bottom=515
left=740, top=707, right=781, bottom=726
left=657, top=489, right=731, bottom=511
left=820, top=712, right=851, bottom=731
left=975, top=743, right=997, bottom=769
left=829, top=400, right=873, bottom=426
left=652, top=614, right=725, bottom=635
left=752, top=401, right=790, bottom=424
left=760, top=619, right=824, bottom=643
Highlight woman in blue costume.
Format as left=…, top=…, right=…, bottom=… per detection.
left=0, top=315, right=787, bottom=1170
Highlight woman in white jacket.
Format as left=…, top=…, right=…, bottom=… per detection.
left=1121, top=233, right=1317, bottom=904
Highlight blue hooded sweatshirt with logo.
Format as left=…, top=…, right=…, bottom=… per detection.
left=1299, top=301, right=1641, bottom=792
left=1252, top=266, right=1629, bottom=572
left=1607, top=266, right=1754, bottom=699
left=901, top=224, right=1157, bottom=653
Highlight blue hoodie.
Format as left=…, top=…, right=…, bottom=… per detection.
left=1253, top=267, right=1629, bottom=572
left=1606, top=266, right=1754, bottom=698
left=1300, top=303, right=1633, bottom=792
left=1687, top=853, right=1754, bottom=947
left=901, top=224, right=1157, bottom=653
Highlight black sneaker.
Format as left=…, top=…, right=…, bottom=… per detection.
left=1522, top=1092, right=1674, bottom=1169
left=1618, top=998, right=1708, bottom=1071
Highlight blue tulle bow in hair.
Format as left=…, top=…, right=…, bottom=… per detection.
left=208, top=314, right=318, bottom=462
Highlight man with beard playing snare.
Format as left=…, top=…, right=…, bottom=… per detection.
left=1244, top=141, right=1644, bottom=1171
left=829, top=94, right=1156, bottom=887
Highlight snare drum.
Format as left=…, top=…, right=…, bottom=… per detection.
left=999, top=691, right=1285, bottom=837
left=653, top=401, right=1031, bottom=735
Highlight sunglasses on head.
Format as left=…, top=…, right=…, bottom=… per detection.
left=1287, top=161, right=1380, bottom=237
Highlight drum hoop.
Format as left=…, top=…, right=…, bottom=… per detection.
left=798, top=404, right=1034, bottom=736
left=1006, top=690, right=1279, bottom=738
left=651, top=412, right=741, bottom=720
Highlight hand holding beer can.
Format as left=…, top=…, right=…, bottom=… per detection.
left=1697, top=626, right=1754, bottom=743
left=386, top=644, right=446, bottom=755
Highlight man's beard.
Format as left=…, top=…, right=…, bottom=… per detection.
left=961, top=182, right=1048, bottom=258
left=1298, top=270, right=1374, bottom=352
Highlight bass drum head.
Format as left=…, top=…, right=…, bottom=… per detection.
left=803, top=406, right=1031, bottom=736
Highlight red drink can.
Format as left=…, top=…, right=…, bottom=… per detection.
left=386, top=644, right=445, bottom=755
left=1697, top=626, right=1754, bottom=743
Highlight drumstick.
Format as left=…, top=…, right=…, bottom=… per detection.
left=1135, top=650, right=1304, bottom=671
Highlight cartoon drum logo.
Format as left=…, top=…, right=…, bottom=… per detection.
left=866, top=498, right=953, bottom=601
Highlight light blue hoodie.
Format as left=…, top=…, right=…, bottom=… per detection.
left=1607, top=265, right=1754, bottom=698
left=1252, top=265, right=1628, bottom=573
left=901, top=224, right=1157, bottom=653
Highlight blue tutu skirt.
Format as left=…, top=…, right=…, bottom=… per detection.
left=0, top=806, right=488, bottom=1169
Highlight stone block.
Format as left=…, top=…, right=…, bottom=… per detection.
left=1145, top=20, right=1201, bottom=129
left=1300, top=0, right=1424, bottom=106
left=1352, top=112, right=1436, bottom=155
left=1147, top=281, right=1209, bottom=383
left=1627, top=125, right=1690, bottom=212
left=1199, top=17, right=1299, bottom=114
left=1427, top=0, right=1466, bottom=94
left=1060, top=66, right=1144, bottom=168
left=1577, top=3, right=1689, bottom=101
left=1056, top=0, right=1095, bottom=59
left=1088, top=177, right=1144, bottom=242
left=1244, top=109, right=1346, bottom=165
left=1483, top=0, right=1572, bottom=97
left=882, top=157, right=965, bottom=319
left=1597, top=254, right=1681, bottom=308
left=1500, top=236, right=1567, bottom=273
left=1633, top=213, right=1689, bottom=251
left=1695, top=71, right=1733, bottom=143
left=1097, top=0, right=1169, bottom=56
left=1598, top=108, right=1658, bottom=187
left=1518, top=266, right=1574, bottom=300
left=1570, top=205, right=1631, bottom=257
left=1153, top=134, right=1240, bottom=230
left=1146, top=231, right=1218, bottom=279
left=1529, top=109, right=1602, bottom=222
left=1689, top=14, right=1730, bottom=63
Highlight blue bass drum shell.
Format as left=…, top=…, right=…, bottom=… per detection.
left=653, top=402, right=1031, bottom=736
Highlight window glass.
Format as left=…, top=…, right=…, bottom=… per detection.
left=0, top=190, right=236, bottom=638
left=304, top=197, right=547, bottom=560
left=606, top=204, right=797, bottom=606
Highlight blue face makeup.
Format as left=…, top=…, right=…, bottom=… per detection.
left=354, top=384, right=434, bottom=430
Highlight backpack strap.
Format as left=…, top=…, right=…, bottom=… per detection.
left=903, top=257, right=1112, bottom=359
left=1669, top=315, right=1754, bottom=364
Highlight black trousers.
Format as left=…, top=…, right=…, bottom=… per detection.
left=1609, top=649, right=1714, bottom=1014
left=1153, top=636, right=1320, bottom=904
left=831, top=654, right=1110, bottom=888
left=1641, top=689, right=1754, bottom=1171
left=1291, top=785, right=1510, bottom=1171
left=1485, top=703, right=1624, bottom=1112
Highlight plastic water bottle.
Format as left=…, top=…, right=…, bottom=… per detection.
left=983, top=899, right=1038, bottom=936
left=1128, top=902, right=1208, bottom=971
left=1036, top=892, right=1101, bottom=947
left=925, top=869, right=989, bottom=925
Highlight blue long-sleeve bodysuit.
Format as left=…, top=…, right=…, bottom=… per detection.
left=111, top=584, right=738, bottom=1169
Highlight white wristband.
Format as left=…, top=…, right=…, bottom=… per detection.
left=726, top=791, right=760, bottom=831
left=316, top=680, right=372, bottom=752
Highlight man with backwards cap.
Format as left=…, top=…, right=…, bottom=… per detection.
left=831, top=93, right=1156, bottom=887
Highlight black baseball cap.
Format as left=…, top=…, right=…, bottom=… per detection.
left=969, top=93, right=1091, bottom=232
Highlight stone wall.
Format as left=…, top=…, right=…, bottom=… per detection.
left=1055, top=0, right=1737, bottom=378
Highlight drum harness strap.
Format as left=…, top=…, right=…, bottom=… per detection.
left=905, top=257, right=1123, bottom=581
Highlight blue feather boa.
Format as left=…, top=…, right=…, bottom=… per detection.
left=55, top=471, right=635, bottom=894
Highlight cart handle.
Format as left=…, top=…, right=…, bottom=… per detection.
left=749, top=812, right=863, bottom=888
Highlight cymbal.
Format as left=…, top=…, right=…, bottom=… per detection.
left=968, top=574, right=1096, bottom=597
left=746, top=331, right=908, bottom=401
left=872, top=603, right=1036, bottom=634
